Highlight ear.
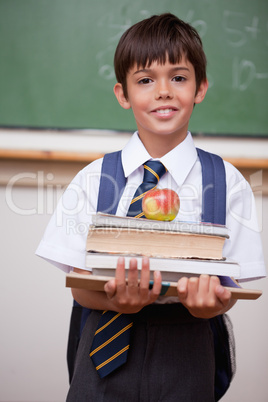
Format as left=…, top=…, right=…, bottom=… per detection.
left=194, top=79, right=209, bottom=104
left=113, top=83, right=131, bottom=109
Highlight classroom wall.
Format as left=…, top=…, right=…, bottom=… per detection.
left=0, top=137, right=267, bottom=401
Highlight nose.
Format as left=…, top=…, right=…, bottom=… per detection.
left=155, top=80, right=173, bottom=99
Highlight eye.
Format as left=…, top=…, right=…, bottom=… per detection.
left=172, top=76, right=186, bottom=82
left=138, top=78, right=153, bottom=84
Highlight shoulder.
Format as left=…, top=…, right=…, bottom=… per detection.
left=77, top=157, right=104, bottom=177
left=69, top=157, right=104, bottom=187
left=223, top=159, right=252, bottom=193
left=197, top=151, right=253, bottom=198
left=196, top=149, right=248, bottom=186
left=197, top=150, right=250, bottom=189
left=59, top=157, right=104, bottom=209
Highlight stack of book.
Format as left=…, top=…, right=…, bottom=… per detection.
left=86, top=213, right=229, bottom=260
left=66, top=213, right=262, bottom=300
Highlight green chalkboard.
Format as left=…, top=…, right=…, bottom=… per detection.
left=0, top=0, right=267, bottom=136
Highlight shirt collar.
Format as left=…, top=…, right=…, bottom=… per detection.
left=160, top=133, right=198, bottom=187
left=122, top=131, right=198, bottom=187
left=121, top=132, right=152, bottom=177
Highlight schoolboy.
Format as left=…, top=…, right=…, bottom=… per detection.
left=36, top=13, right=266, bottom=401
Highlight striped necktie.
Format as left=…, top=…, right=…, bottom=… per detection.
left=127, top=160, right=167, bottom=218
left=90, top=160, right=166, bottom=378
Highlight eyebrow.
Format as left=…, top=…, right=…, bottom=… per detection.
left=133, top=66, right=190, bottom=75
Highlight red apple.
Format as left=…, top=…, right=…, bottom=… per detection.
left=142, top=188, right=180, bottom=221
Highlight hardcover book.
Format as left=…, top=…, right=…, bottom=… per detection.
left=86, top=252, right=241, bottom=281
left=87, top=213, right=229, bottom=260
left=66, top=272, right=262, bottom=300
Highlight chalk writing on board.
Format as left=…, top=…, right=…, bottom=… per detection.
left=233, top=58, right=268, bottom=91
left=96, top=8, right=268, bottom=95
left=96, top=45, right=115, bottom=80
left=140, top=10, right=151, bottom=19
left=185, top=10, right=207, bottom=37
left=96, top=14, right=133, bottom=80
left=97, top=14, right=132, bottom=43
left=96, top=10, right=209, bottom=80
left=207, top=73, right=214, bottom=89
left=223, top=10, right=267, bottom=47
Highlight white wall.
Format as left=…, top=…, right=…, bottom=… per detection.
left=0, top=165, right=267, bottom=401
left=224, top=196, right=268, bottom=401
left=0, top=185, right=71, bottom=401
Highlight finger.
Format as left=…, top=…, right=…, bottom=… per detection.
left=206, top=276, right=230, bottom=311
left=198, top=274, right=211, bottom=296
left=127, top=258, right=139, bottom=293
left=215, top=284, right=231, bottom=306
left=187, top=276, right=199, bottom=296
left=115, top=257, right=127, bottom=294
left=149, top=270, right=162, bottom=301
left=184, top=276, right=200, bottom=308
left=104, top=278, right=116, bottom=299
left=139, top=257, right=150, bottom=295
left=208, top=275, right=221, bottom=291
left=209, top=276, right=227, bottom=302
left=177, top=277, right=189, bottom=301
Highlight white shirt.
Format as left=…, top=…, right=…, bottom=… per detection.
left=36, top=131, right=266, bottom=281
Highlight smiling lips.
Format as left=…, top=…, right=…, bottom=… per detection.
left=152, top=107, right=178, bottom=116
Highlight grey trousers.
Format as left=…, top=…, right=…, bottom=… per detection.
left=66, top=304, right=215, bottom=402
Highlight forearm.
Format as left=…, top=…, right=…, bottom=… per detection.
left=71, top=268, right=118, bottom=311
left=71, top=286, right=118, bottom=312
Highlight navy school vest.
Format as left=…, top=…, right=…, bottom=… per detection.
left=71, top=148, right=233, bottom=400
left=97, top=148, right=226, bottom=224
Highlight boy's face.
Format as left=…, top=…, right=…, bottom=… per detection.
left=114, top=55, right=208, bottom=156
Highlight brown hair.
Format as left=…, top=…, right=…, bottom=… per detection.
left=114, top=13, right=207, bottom=98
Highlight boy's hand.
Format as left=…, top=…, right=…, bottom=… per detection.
left=104, top=256, right=162, bottom=314
left=177, top=275, right=233, bottom=319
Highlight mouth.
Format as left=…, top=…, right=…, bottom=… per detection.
left=151, top=107, right=178, bottom=116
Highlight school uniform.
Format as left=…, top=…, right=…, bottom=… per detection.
left=36, top=131, right=265, bottom=281
left=36, top=131, right=266, bottom=400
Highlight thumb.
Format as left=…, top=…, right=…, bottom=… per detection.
left=104, top=278, right=116, bottom=299
left=215, top=285, right=231, bottom=306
